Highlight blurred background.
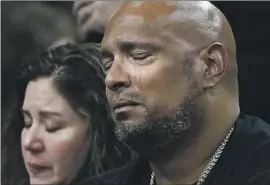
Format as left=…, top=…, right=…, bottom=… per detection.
left=1, top=1, right=75, bottom=123
left=1, top=1, right=270, bottom=126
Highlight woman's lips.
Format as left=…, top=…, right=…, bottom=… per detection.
left=28, top=163, right=50, bottom=175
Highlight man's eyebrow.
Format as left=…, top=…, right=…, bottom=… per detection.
left=119, top=41, right=161, bottom=52
left=101, top=38, right=163, bottom=56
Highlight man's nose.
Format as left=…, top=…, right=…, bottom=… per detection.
left=105, top=58, right=130, bottom=91
left=22, top=124, right=44, bottom=154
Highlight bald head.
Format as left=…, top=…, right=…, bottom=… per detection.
left=109, top=1, right=236, bottom=54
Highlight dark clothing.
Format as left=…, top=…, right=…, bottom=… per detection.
left=204, top=115, right=270, bottom=185
left=77, top=115, right=270, bottom=185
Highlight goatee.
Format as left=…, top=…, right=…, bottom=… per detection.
left=115, top=86, right=205, bottom=160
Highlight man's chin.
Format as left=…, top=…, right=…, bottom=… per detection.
left=114, top=119, right=166, bottom=159
left=114, top=117, right=148, bottom=141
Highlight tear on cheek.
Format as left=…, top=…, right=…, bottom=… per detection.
left=133, top=67, right=144, bottom=90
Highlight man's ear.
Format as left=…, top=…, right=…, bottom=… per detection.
left=201, top=42, right=228, bottom=88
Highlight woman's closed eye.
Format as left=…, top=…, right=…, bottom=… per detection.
left=45, top=119, right=63, bottom=133
left=23, top=114, right=32, bottom=128
left=46, top=126, right=60, bottom=133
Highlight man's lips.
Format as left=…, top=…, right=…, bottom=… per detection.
left=113, top=100, right=141, bottom=111
left=112, top=100, right=143, bottom=116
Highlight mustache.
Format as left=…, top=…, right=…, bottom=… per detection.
left=111, top=90, right=144, bottom=104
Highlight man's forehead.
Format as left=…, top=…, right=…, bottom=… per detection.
left=103, top=2, right=177, bottom=44
left=111, top=1, right=176, bottom=23
left=103, top=14, right=162, bottom=47
left=102, top=24, right=165, bottom=52
left=102, top=1, right=201, bottom=50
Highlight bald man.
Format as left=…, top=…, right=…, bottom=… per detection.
left=73, top=1, right=270, bottom=124
left=78, top=1, right=270, bottom=185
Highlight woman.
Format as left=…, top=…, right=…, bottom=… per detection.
left=1, top=43, right=129, bottom=185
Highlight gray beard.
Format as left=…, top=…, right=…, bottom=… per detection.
left=114, top=84, right=205, bottom=160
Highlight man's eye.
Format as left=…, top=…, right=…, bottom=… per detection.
left=102, top=57, right=113, bottom=70
left=103, top=61, right=112, bottom=70
left=131, top=52, right=152, bottom=60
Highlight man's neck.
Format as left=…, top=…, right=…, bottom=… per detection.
left=149, top=103, right=238, bottom=185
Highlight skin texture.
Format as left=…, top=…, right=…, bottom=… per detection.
left=102, top=1, right=240, bottom=185
left=21, top=78, right=90, bottom=185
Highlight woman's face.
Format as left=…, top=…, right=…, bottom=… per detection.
left=21, top=77, right=90, bottom=185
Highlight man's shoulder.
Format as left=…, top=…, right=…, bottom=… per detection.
left=235, top=114, right=270, bottom=184
left=210, top=114, right=270, bottom=185
left=235, top=114, right=270, bottom=147
left=229, top=114, right=270, bottom=165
